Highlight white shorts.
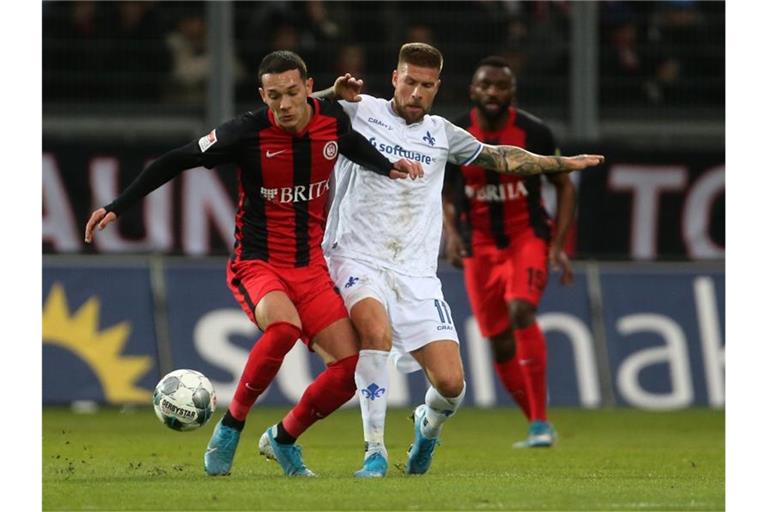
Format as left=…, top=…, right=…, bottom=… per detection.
left=327, top=254, right=460, bottom=373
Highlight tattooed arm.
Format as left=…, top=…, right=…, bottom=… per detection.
left=473, top=144, right=604, bottom=176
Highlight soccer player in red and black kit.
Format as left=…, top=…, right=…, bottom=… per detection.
left=84, top=51, right=422, bottom=476
left=443, top=56, right=577, bottom=447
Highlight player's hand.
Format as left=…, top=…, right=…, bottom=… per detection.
left=84, top=208, right=117, bottom=243
left=333, top=73, right=364, bottom=102
left=444, top=233, right=466, bottom=268
left=549, top=245, right=574, bottom=285
left=559, top=154, right=604, bottom=172
left=389, top=158, right=424, bottom=180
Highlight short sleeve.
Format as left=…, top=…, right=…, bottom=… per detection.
left=444, top=121, right=483, bottom=166
left=338, top=98, right=362, bottom=121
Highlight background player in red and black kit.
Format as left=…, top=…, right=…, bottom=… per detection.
left=85, top=51, right=422, bottom=476
left=443, top=56, right=576, bottom=447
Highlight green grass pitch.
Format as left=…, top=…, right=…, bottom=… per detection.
left=43, top=406, right=723, bottom=511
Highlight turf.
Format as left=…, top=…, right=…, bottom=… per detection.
left=43, top=407, right=724, bottom=511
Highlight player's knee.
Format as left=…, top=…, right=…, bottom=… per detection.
left=356, top=320, right=392, bottom=351
left=332, top=354, right=359, bottom=396
left=490, top=330, right=516, bottom=362
left=508, top=300, right=536, bottom=329
left=433, top=372, right=465, bottom=398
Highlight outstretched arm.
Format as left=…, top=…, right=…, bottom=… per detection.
left=473, top=145, right=604, bottom=176
left=84, top=143, right=203, bottom=243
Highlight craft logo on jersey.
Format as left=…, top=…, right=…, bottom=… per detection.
left=323, top=141, right=338, bottom=160
left=361, top=383, right=386, bottom=400
left=344, top=276, right=359, bottom=288
left=368, top=117, right=393, bottom=130
left=422, top=131, right=436, bottom=146
left=198, top=130, right=217, bottom=153
left=465, top=181, right=529, bottom=202
left=260, top=179, right=331, bottom=203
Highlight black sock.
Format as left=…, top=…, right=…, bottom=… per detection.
left=275, top=421, right=296, bottom=444
left=222, top=410, right=245, bottom=432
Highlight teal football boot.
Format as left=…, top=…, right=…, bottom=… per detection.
left=405, top=405, right=439, bottom=475
left=258, top=425, right=316, bottom=477
left=204, top=418, right=241, bottom=475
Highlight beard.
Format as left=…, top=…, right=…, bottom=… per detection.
left=472, top=98, right=511, bottom=123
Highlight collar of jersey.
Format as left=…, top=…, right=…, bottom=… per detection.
left=267, top=97, right=319, bottom=137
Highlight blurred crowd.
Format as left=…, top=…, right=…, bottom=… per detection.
left=43, top=0, right=724, bottom=110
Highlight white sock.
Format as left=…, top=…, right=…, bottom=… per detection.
left=421, top=382, right=466, bottom=439
left=355, top=350, right=390, bottom=457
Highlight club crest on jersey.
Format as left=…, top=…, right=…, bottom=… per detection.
left=422, top=131, right=436, bottom=146
left=198, top=130, right=217, bottom=153
left=323, top=141, right=338, bottom=160
left=344, top=276, right=359, bottom=288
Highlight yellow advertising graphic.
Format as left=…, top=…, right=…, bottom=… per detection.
left=42, top=283, right=153, bottom=403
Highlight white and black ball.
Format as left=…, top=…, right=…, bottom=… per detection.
left=152, top=369, right=216, bottom=432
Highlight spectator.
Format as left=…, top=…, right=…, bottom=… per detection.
left=335, top=44, right=366, bottom=78
left=600, top=2, right=650, bottom=105
left=43, top=1, right=109, bottom=101
left=104, top=1, right=171, bottom=102
left=405, top=23, right=435, bottom=45
left=646, top=1, right=707, bottom=105
left=165, top=13, right=246, bottom=104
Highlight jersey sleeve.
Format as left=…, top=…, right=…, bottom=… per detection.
left=103, top=114, right=250, bottom=215
left=444, top=120, right=483, bottom=166
left=195, top=114, right=251, bottom=168
left=338, top=98, right=362, bottom=121
left=339, top=129, right=393, bottom=176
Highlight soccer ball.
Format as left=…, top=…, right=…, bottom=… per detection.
left=153, top=369, right=216, bottom=432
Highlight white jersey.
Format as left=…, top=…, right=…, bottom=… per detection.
left=323, top=95, right=482, bottom=277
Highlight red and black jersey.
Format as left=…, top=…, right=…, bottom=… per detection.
left=446, top=107, right=557, bottom=251
left=105, top=97, right=392, bottom=268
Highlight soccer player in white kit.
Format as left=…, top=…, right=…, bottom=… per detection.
left=317, top=43, right=603, bottom=477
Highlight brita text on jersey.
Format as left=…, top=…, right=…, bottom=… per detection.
left=260, top=179, right=331, bottom=203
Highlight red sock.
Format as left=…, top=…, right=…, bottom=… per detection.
left=229, top=322, right=301, bottom=421
left=515, top=322, right=548, bottom=422
left=494, top=356, right=531, bottom=420
left=282, top=354, right=358, bottom=439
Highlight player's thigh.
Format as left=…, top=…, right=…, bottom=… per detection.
left=293, top=264, right=352, bottom=347
left=227, top=260, right=301, bottom=331
left=387, top=275, right=460, bottom=375
left=311, top=318, right=359, bottom=364
left=327, top=255, right=392, bottom=350
left=254, top=291, right=302, bottom=330
left=410, top=340, right=465, bottom=397
left=464, top=250, right=511, bottom=338
left=507, top=234, right=549, bottom=306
